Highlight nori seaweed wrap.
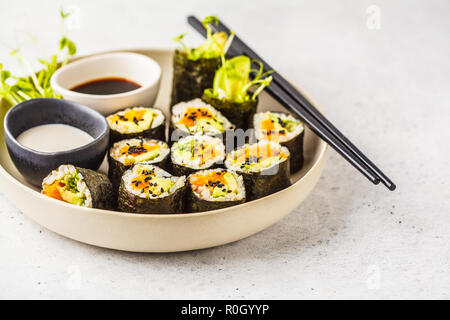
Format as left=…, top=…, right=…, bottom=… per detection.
left=187, top=169, right=245, bottom=212
left=106, top=107, right=166, bottom=145
left=171, top=135, right=225, bottom=176
left=169, top=98, right=234, bottom=144
left=202, top=91, right=258, bottom=130
left=171, top=50, right=220, bottom=106
left=225, top=141, right=291, bottom=201
left=118, top=164, right=186, bottom=214
left=41, top=164, right=114, bottom=210
left=253, top=111, right=305, bottom=173
left=108, top=138, right=170, bottom=189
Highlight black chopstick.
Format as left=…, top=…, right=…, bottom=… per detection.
left=187, top=15, right=396, bottom=190
left=210, top=18, right=396, bottom=191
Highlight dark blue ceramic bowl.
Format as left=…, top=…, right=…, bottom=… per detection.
left=4, top=98, right=109, bottom=186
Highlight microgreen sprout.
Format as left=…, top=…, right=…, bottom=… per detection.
left=205, top=55, right=273, bottom=103
left=0, top=9, right=77, bottom=108
left=173, top=16, right=229, bottom=60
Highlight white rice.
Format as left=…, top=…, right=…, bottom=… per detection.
left=109, top=138, right=169, bottom=166
left=171, top=135, right=225, bottom=169
left=171, top=98, right=234, bottom=135
left=106, top=107, right=165, bottom=134
left=225, top=140, right=290, bottom=173
left=189, top=169, right=245, bottom=202
left=42, top=164, right=93, bottom=208
left=122, top=164, right=185, bottom=199
left=253, top=111, right=304, bottom=143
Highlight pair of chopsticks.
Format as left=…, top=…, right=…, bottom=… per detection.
left=187, top=16, right=396, bottom=191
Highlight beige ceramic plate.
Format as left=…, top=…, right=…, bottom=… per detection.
left=0, top=48, right=327, bottom=252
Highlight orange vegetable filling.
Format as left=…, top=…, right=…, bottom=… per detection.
left=235, top=143, right=281, bottom=164
left=110, top=109, right=147, bottom=124
left=42, top=182, right=64, bottom=201
left=190, top=170, right=228, bottom=193
left=260, top=119, right=286, bottom=141
left=177, top=107, right=214, bottom=127
left=190, top=170, right=225, bottom=186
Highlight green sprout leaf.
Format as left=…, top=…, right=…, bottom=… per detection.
left=206, top=55, right=273, bottom=103
left=0, top=10, right=77, bottom=107
left=173, top=16, right=230, bottom=61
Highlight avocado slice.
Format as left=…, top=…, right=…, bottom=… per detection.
left=196, top=117, right=224, bottom=133
left=258, top=156, right=281, bottom=169
left=134, top=149, right=160, bottom=162
left=56, top=184, right=85, bottom=206
left=138, top=111, right=155, bottom=129
left=212, top=186, right=227, bottom=198
left=223, top=172, right=238, bottom=192
left=149, top=177, right=175, bottom=195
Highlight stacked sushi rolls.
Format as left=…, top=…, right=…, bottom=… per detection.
left=118, top=164, right=186, bottom=214
left=106, top=107, right=166, bottom=144
left=253, top=111, right=305, bottom=173
left=42, top=164, right=114, bottom=210
left=171, top=135, right=225, bottom=176
left=170, top=98, right=234, bottom=143
left=187, top=169, right=245, bottom=212
left=108, top=138, right=170, bottom=189
left=225, top=141, right=291, bottom=201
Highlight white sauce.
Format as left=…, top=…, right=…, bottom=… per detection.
left=17, top=124, right=94, bottom=153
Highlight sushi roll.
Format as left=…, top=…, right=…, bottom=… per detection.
left=106, top=107, right=166, bottom=144
left=187, top=169, right=245, bottom=212
left=225, top=140, right=291, bottom=201
left=108, top=138, right=170, bottom=189
left=171, top=135, right=226, bottom=176
left=42, top=164, right=114, bottom=210
left=253, top=111, right=305, bottom=173
left=118, top=164, right=186, bottom=214
left=170, top=98, right=234, bottom=143
left=171, top=16, right=230, bottom=106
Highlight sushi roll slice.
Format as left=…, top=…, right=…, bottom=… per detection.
left=187, top=169, right=245, bottom=212
left=171, top=135, right=226, bottom=176
left=118, top=164, right=186, bottom=214
left=171, top=16, right=231, bottom=106
left=106, top=107, right=166, bottom=144
left=170, top=98, right=234, bottom=143
left=42, top=164, right=114, bottom=210
left=225, top=140, right=291, bottom=201
left=253, top=111, right=305, bottom=173
left=108, top=138, right=170, bottom=189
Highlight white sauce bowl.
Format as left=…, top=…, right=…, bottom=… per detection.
left=51, top=52, right=162, bottom=115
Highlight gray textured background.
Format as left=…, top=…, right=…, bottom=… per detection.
left=0, top=0, right=449, bottom=299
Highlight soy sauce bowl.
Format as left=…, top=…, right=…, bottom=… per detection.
left=4, top=98, right=109, bottom=186
left=50, top=52, right=162, bottom=115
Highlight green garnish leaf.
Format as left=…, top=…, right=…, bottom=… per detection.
left=173, top=16, right=229, bottom=61
left=0, top=10, right=77, bottom=107
left=206, top=55, right=273, bottom=102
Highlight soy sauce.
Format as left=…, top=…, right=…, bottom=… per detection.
left=71, top=77, right=141, bottom=95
